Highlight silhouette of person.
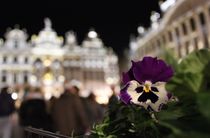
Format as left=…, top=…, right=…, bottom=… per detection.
left=108, top=85, right=119, bottom=121
left=18, top=87, right=52, bottom=131
left=0, top=86, right=15, bottom=138
left=51, top=81, right=89, bottom=136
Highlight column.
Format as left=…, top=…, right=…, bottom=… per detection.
left=185, top=16, right=197, bottom=51
left=203, top=6, right=210, bottom=48
left=18, top=72, right=23, bottom=84
left=171, top=27, right=180, bottom=58
left=178, top=21, right=185, bottom=57
left=7, top=71, right=13, bottom=86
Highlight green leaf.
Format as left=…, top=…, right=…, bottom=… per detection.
left=179, top=49, right=210, bottom=74
left=161, top=48, right=179, bottom=71
left=158, top=121, right=182, bottom=135
left=197, top=92, right=210, bottom=120
left=184, top=73, right=203, bottom=93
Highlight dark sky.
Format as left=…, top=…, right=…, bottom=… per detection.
left=0, top=0, right=160, bottom=58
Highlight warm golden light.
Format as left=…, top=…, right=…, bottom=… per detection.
left=96, top=96, right=109, bottom=104
left=44, top=59, right=51, bottom=66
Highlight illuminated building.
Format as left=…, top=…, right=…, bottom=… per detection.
left=0, top=18, right=119, bottom=104
left=130, top=0, right=210, bottom=60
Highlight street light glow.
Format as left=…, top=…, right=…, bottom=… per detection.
left=88, top=31, right=97, bottom=38
left=11, top=92, right=18, bottom=100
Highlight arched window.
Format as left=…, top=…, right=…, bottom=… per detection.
left=181, top=22, right=187, bottom=35
left=25, top=57, right=28, bottom=64
left=168, top=31, right=173, bottom=42
left=175, top=27, right=180, bottom=38
left=14, top=57, right=17, bottom=63
left=2, top=70, right=7, bottom=82
left=14, top=40, right=18, bottom=48
left=199, top=12, right=206, bottom=25
left=190, top=17, right=196, bottom=31
left=24, top=72, right=28, bottom=83
left=3, top=56, right=7, bottom=63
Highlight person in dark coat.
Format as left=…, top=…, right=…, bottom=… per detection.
left=51, top=83, right=89, bottom=136
left=82, top=92, right=103, bottom=128
left=108, top=85, right=120, bottom=121
left=0, top=86, right=15, bottom=138
left=18, top=87, right=52, bottom=131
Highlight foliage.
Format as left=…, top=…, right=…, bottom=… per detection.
left=90, top=49, right=210, bottom=138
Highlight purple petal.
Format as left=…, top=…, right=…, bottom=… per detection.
left=132, top=57, right=157, bottom=83
left=132, top=57, right=174, bottom=83
left=122, top=61, right=135, bottom=85
left=119, top=83, right=132, bottom=104
left=153, top=66, right=174, bottom=83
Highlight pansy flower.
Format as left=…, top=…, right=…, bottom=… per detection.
left=119, top=57, right=174, bottom=112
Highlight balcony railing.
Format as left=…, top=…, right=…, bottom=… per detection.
left=24, top=127, right=87, bottom=138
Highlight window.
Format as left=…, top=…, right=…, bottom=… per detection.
left=2, top=76, right=6, bottom=82
left=14, top=57, right=17, bottom=63
left=3, top=56, right=7, bottom=63
left=190, top=17, right=196, bottom=31
left=14, top=74, right=17, bottom=83
left=25, top=57, right=28, bottom=64
left=162, top=35, right=166, bottom=44
left=14, top=40, right=18, bottom=48
left=199, top=12, right=206, bottom=25
left=175, top=27, right=180, bottom=37
left=24, top=72, right=28, bottom=83
left=182, top=22, right=187, bottom=35
left=2, top=71, right=6, bottom=82
left=24, top=75, right=28, bottom=83
left=168, top=31, right=173, bottom=42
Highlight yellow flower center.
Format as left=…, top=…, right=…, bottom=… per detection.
left=144, top=83, right=150, bottom=93
left=144, top=81, right=151, bottom=92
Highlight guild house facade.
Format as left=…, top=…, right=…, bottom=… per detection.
left=130, top=0, right=210, bottom=60
left=0, top=18, right=119, bottom=104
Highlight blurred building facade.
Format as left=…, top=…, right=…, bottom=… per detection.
left=0, top=18, right=119, bottom=104
left=130, top=0, right=210, bottom=60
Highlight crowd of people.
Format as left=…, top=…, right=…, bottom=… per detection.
left=0, top=81, right=117, bottom=138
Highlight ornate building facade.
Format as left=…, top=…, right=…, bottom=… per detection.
left=0, top=18, right=119, bottom=104
left=130, top=0, right=210, bottom=60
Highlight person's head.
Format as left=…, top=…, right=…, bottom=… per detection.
left=70, top=85, right=80, bottom=95
left=65, top=80, right=82, bottom=95
left=88, top=92, right=96, bottom=101
left=0, top=86, right=9, bottom=95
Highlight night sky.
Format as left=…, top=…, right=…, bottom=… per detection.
left=0, top=0, right=160, bottom=58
